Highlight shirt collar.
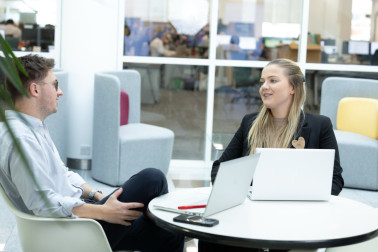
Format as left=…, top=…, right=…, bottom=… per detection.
left=5, top=110, right=44, bottom=130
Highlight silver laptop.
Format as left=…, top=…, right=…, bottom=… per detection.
left=249, top=148, right=334, bottom=201
left=154, top=153, right=260, bottom=217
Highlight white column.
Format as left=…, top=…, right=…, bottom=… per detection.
left=59, top=0, right=123, bottom=167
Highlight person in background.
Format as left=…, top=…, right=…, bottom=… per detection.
left=149, top=32, right=176, bottom=57
left=0, top=54, right=184, bottom=252
left=1, top=19, right=22, bottom=39
left=200, top=58, right=344, bottom=252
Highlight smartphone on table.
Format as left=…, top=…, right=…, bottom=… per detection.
left=173, top=214, right=219, bottom=227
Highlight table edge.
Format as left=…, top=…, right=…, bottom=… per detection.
left=149, top=209, right=378, bottom=249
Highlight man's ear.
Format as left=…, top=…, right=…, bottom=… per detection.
left=29, top=82, right=39, bottom=97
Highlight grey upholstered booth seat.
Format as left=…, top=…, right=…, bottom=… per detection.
left=92, top=70, right=174, bottom=186
left=320, top=77, right=378, bottom=190
left=45, top=70, right=68, bottom=165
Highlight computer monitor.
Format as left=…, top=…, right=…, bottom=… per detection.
left=322, top=39, right=336, bottom=46
left=323, top=46, right=338, bottom=55
left=370, top=42, right=378, bottom=55
left=342, top=41, right=349, bottom=54
left=228, top=22, right=254, bottom=37
left=21, top=28, right=38, bottom=42
left=238, top=36, right=256, bottom=50
left=217, top=34, right=232, bottom=45
left=19, top=13, right=36, bottom=24
left=263, top=37, right=281, bottom=48
left=348, top=41, right=370, bottom=55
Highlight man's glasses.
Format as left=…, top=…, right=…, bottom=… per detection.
left=51, top=80, right=59, bottom=91
left=38, top=80, right=59, bottom=91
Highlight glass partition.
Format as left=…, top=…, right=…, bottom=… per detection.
left=308, top=0, right=377, bottom=65
left=0, top=0, right=56, bottom=52
left=124, top=0, right=210, bottom=58
left=212, top=66, right=262, bottom=159
left=216, top=0, right=302, bottom=61
left=124, top=63, right=208, bottom=160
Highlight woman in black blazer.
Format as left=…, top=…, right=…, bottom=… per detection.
left=200, top=58, right=344, bottom=252
left=211, top=112, right=344, bottom=195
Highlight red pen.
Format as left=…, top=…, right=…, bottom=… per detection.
left=178, top=204, right=207, bottom=210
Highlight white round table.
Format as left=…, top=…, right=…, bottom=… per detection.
left=148, top=187, right=378, bottom=249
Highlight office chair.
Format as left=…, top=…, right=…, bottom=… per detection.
left=371, top=49, right=378, bottom=65
left=224, top=50, right=261, bottom=105
left=5, top=36, right=19, bottom=50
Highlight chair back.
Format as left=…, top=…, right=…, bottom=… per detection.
left=92, top=70, right=141, bottom=184
left=0, top=183, right=112, bottom=252
left=320, top=77, right=378, bottom=129
left=100, top=70, right=142, bottom=124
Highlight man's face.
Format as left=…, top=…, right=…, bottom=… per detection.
left=38, top=70, right=63, bottom=119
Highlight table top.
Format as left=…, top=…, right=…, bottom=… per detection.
left=148, top=187, right=378, bottom=249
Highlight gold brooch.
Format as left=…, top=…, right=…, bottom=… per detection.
left=292, top=137, right=305, bottom=149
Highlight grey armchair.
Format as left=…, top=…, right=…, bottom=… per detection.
left=320, top=77, right=378, bottom=190
left=92, top=70, right=174, bottom=186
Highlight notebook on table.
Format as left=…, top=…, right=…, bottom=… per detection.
left=248, top=148, right=335, bottom=201
left=153, top=153, right=261, bottom=217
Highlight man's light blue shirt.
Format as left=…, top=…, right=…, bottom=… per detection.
left=0, top=110, right=85, bottom=217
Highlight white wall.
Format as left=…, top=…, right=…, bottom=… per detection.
left=59, top=0, right=123, bottom=160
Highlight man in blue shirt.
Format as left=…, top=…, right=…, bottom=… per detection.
left=0, top=54, right=184, bottom=251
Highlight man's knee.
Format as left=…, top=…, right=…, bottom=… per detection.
left=139, top=168, right=166, bottom=182
left=135, top=168, right=167, bottom=192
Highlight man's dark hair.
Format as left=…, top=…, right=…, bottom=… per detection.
left=5, top=19, right=15, bottom=25
left=5, top=54, right=54, bottom=103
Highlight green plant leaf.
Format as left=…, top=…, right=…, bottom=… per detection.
left=0, top=35, right=28, bottom=97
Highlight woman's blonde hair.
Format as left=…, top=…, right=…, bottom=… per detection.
left=248, top=58, right=306, bottom=154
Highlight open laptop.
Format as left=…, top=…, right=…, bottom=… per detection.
left=154, top=153, right=261, bottom=217
left=249, top=148, right=334, bottom=201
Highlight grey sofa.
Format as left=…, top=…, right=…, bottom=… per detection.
left=320, top=77, right=378, bottom=190
left=92, top=70, right=174, bottom=186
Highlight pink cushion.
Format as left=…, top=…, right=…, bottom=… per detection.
left=120, top=90, right=129, bottom=125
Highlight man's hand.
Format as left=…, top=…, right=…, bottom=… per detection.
left=101, top=188, right=144, bottom=226
left=72, top=187, right=144, bottom=226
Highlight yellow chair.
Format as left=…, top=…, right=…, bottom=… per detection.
left=320, top=77, right=378, bottom=190
left=337, top=97, right=378, bottom=139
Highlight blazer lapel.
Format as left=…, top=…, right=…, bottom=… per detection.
left=292, top=112, right=311, bottom=148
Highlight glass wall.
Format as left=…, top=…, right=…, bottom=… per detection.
left=123, top=0, right=212, bottom=160
left=123, top=0, right=378, bottom=164
left=216, top=0, right=302, bottom=61
left=124, top=63, right=208, bottom=160
left=124, top=0, right=210, bottom=58
left=308, top=0, right=378, bottom=65
left=0, top=0, right=56, bottom=52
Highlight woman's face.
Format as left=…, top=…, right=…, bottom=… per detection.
left=259, top=64, right=295, bottom=118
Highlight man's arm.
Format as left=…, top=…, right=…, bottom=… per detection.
left=72, top=187, right=144, bottom=226
left=80, top=183, right=105, bottom=202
